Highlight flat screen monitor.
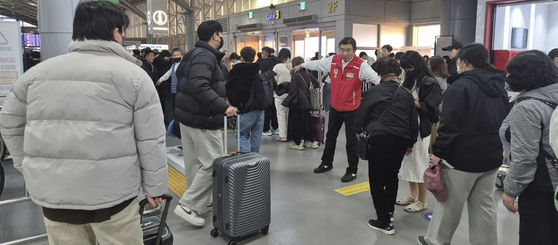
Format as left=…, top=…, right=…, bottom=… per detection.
left=22, top=33, right=41, bottom=47
left=511, top=27, right=528, bottom=49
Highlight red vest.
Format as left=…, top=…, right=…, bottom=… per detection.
left=329, top=55, right=364, bottom=111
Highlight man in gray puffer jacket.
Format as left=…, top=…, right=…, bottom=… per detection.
left=0, top=2, right=168, bottom=244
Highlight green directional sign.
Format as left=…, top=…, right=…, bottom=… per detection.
left=300, top=2, right=306, bottom=10
left=101, top=0, right=119, bottom=3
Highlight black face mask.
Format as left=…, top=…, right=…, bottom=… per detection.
left=406, top=70, right=417, bottom=79
left=171, top=58, right=181, bottom=63
left=217, top=36, right=224, bottom=50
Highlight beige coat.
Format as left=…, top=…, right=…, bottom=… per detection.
left=0, top=40, right=168, bottom=210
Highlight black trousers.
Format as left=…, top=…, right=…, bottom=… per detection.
left=518, top=190, right=558, bottom=245
left=288, top=108, right=314, bottom=145
left=368, top=135, right=408, bottom=224
left=320, top=108, right=359, bottom=173
left=263, top=101, right=278, bottom=132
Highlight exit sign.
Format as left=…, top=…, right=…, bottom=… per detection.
left=299, top=2, right=306, bottom=10
left=248, top=11, right=254, bottom=19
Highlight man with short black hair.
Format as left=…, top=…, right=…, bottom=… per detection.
left=141, top=49, right=158, bottom=83
left=548, top=48, right=558, bottom=68
left=173, top=20, right=238, bottom=227
left=292, top=37, right=381, bottom=182
left=226, top=46, right=265, bottom=152
left=0, top=1, right=168, bottom=244
left=382, top=44, right=393, bottom=58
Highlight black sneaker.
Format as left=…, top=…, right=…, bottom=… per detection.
left=314, top=163, right=333, bottom=173
left=417, top=236, right=430, bottom=245
left=341, top=172, right=357, bottom=182
left=368, top=219, right=395, bottom=235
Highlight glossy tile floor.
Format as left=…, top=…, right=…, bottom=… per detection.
left=1, top=126, right=520, bottom=245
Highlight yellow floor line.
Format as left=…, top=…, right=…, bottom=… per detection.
left=335, top=182, right=370, bottom=196
left=168, top=165, right=187, bottom=197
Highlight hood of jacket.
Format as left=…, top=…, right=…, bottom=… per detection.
left=195, top=40, right=225, bottom=61
left=461, top=68, right=506, bottom=98
left=68, top=40, right=143, bottom=66
left=518, top=83, right=558, bottom=104
left=228, top=63, right=260, bottom=81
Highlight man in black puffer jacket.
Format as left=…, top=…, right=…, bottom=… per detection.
left=173, top=20, right=238, bottom=227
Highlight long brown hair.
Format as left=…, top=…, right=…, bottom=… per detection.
left=428, top=56, right=449, bottom=78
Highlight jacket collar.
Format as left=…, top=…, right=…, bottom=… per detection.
left=68, top=40, right=143, bottom=66
left=195, top=40, right=225, bottom=61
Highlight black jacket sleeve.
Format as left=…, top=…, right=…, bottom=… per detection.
left=432, top=81, right=469, bottom=158
left=186, top=53, right=229, bottom=115
left=225, top=78, right=239, bottom=108
left=355, top=92, right=376, bottom=134
left=418, top=79, right=442, bottom=122
left=408, top=95, right=419, bottom=147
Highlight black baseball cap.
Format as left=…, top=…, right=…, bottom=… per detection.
left=442, top=41, right=463, bottom=51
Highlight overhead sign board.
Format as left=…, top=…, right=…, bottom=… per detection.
left=266, top=10, right=280, bottom=21
left=140, top=44, right=169, bottom=50
left=147, top=0, right=168, bottom=34
left=0, top=22, right=24, bottom=97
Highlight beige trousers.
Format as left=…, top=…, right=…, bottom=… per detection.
left=43, top=199, right=143, bottom=245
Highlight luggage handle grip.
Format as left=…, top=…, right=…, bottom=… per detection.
left=139, top=194, right=173, bottom=245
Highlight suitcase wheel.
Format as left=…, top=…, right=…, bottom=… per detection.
left=261, top=226, right=269, bottom=235
left=228, top=239, right=236, bottom=245
left=210, top=228, right=219, bottom=238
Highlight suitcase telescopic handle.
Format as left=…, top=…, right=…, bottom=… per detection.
left=139, top=194, right=173, bottom=245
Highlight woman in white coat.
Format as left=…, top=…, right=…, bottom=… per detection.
left=273, top=48, right=293, bottom=142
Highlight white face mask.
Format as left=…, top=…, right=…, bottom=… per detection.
left=456, top=64, right=464, bottom=74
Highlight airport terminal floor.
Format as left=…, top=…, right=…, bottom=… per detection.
left=0, top=124, right=520, bottom=245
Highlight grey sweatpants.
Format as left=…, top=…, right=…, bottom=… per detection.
left=178, top=123, right=223, bottom=214
left=425, top=164, right=499, bottom=245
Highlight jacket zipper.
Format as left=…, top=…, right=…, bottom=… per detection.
left=353, top=91, right=355, bottom=105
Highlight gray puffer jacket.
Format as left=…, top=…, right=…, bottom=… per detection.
left=0, top=40, right=168, bottom=210
left=500, top=83, right=558, bottom=198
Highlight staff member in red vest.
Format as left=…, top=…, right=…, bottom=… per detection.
left=292, top=37, right=381, bottom=182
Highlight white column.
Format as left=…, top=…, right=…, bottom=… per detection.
left=38, top=0, right=80, bottom=61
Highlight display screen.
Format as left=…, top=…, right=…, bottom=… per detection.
left=22, top=33, right=41, bottom=47
left=511, top=28, right=528, bottom=49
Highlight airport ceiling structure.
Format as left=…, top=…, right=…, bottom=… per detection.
left=0, top=0, right=193, bottom=27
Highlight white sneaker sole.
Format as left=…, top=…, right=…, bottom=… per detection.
left=367, top=222, right=395, bottom=235
left=174, top=206, right=205, bottom=227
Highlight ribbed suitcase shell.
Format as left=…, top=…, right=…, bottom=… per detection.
left=212, top=152, right=271, bottom=239
left=312, top=114, right=325, bottom=145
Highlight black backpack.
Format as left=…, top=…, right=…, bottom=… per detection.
left=245, top=70, right=277, bottom=111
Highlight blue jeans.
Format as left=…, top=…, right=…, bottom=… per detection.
left=235, top=110, right=265, bottom=153
left=323, top=83, right=331, bottom=112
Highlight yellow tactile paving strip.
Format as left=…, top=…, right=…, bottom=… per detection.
left=168, top=165, right=187, bottom=197
left=335, top=182, right=370, bottom=196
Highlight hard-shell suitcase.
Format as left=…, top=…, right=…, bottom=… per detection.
left=210, top=117, right=271, bottom=245
left=139, top=194, right=174, bottom=245
left=312, top=114, right=325, bottom=145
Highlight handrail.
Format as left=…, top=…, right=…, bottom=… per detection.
left=0, top=185, right=48, bottom=244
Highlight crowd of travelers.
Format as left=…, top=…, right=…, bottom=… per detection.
left=1, top=1, right=558, bottom=244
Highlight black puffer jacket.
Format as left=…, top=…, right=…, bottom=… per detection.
left=433, top=68, right=510, bottom=172
left=174, top=41, right=229, bottom=130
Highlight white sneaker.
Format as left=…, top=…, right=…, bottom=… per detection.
left=174, top=204, right=205, bottom=227
left=262, top=130, right=272, bottom=136
left=272, top=129, right=280, bottom=135
left=290, top=143, right=304, bottom=150
left=304, top=141, right=319, bottom=149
